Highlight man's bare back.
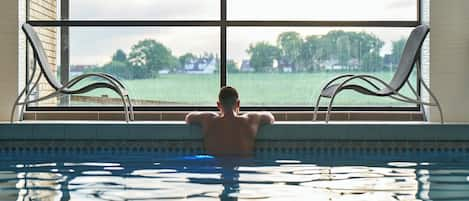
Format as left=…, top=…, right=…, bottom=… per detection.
left=186, top=87, right=274, bottom=156
left=186, top=111, right=274, bottom=156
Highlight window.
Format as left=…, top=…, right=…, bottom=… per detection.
left=26, top=0, right=420, bottom=110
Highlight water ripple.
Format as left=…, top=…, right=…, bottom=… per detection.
left=1, top=155, right=469, bottom=200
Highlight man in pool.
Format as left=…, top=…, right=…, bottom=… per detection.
left=185, top=86, right=275, bottom=156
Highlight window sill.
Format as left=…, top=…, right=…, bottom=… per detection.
left=23, top=111, right=423, bottom=121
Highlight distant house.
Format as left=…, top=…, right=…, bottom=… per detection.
left=383, top=54, right=394, bottom=69
left=158, top=69, right=170, bottom=74
left=323, top=59, right=340, bottom=71
left=277, top=58, right=293, bottom=73
left=70, top=64, right=96, bottom=77
left=347, top=58, right=360, bottom=70
left=323, top=59, right=359, bottom=71
left=184, top=57, right=217, bottom=74
left=240, top=60, right=255, bottom=72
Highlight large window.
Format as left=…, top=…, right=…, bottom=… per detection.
left=26, top=0, right=421, bottom=110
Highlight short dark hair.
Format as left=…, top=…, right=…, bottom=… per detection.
left=218, top=86, right=239, bottom=108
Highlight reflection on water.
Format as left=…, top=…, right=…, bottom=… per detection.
left=1, top=153, right=469, bottom=200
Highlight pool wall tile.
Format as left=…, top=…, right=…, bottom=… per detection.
left=96, top=125, right=131, bottom=139
left=65, top=125, right=97, bottom=139
left=308, top=125, right=350, bottom=140
left=189, top=125, right=203, bottom=139
left=129, top=125, right=159, bottom=140
left=130, top=125, right=195, bottom=140
left=0, top=124, right=34, bottom=139
left=346, top=125, right=379, bottom=140
left=31, top=124, right=65, bottom=139
left=1, top=122, right=469, bottom=141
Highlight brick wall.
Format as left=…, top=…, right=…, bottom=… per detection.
left=29, top=0, right=58, bottom=106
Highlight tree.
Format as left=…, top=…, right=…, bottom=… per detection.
left=112, top=49, right=127, bottom=63
left=178, top=53, right=197, bottom=68
left=247, top=41, right=280, bottom=72
left=299, top=35, right=321, bottom=72
left=277, top=32, right=303, bottom=72
left=390, top=38, right=406, bottom=69
left=128, top=39, right=176, bottom=77
left=311, top=31, right=384, bottom=72
left=227, top=59, right=239, bottom=73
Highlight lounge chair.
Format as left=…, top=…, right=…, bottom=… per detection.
left=11, top=23, right=134, bottom=122
left=313, top=25, right=443, bottom=123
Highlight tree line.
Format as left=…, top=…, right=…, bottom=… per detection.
left=85, top=31, right=407, bottom=79
left=85, top=39, right=227, bottom=79
left=247, top=31, right=406, bottom=73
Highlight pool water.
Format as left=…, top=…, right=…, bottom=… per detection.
left=1, top=151, right=469, bottom=201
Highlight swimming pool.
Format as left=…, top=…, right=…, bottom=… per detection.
left=1, top=122, right=469, bottom=200
left=1, top=149, right=469, bottom=200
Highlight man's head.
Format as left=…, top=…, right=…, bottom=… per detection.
left=217, top=86, right=240, bottom=112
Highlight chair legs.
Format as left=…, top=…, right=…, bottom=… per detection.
left=325, top=95, right=338, bottom=123
left=10, top=87, right=27, bottom=123
left=312, top=94, right=335, bottom=123
left=420, top=79, right=444, bottom=123
left=312, top=96, right=322, bottom=121
left=118, top=93, right=130, bottom=122
left=313, top=88, right=444, bottom=124
left=126, top=95, right=135, bottom=121
left=118, top=93, right=135, bottom=122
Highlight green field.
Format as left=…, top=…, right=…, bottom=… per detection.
left=71, top=72, right=417, bottom=107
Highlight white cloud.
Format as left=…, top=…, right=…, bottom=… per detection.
left=68, top=0, right=416, bottom=65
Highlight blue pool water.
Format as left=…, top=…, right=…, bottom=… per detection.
left=1, top=151, right=469, bottom=200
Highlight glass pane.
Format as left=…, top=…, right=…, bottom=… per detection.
left=227, top=27, right=416, bottom=106
left=228, top=0, right=417, bottom=21
left=30, top=27, right=220, bottom=106
left=70, top=0, right=219, bottom=20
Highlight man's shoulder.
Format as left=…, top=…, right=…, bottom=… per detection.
left=244, top=111, right=269, bottom=117
left=199, top=112, right=220, bottom=121
left=185, top=112, right=219, bottom=124
left=245, top=112, right=275, bottom=125
left=244, top=112, right=265, bottom=121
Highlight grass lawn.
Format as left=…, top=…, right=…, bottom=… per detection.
left=71, top=72, right=417, bottom=107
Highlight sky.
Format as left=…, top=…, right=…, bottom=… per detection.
left=64, top=0, right=417, bottom=66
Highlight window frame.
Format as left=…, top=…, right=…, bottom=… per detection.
left=25, top=0, right=422, bottom=112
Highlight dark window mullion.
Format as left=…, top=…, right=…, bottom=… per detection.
left=220, top=0, right=227, bottom=87
left=226, top=21, right=419, bottom=27
left=27, top=106, right=419, bottom=112
left=26, top=20, right=222, bottom=26
left=59, top=0, right=70, bottom=106
left=27, top=20, right=419, bottom=27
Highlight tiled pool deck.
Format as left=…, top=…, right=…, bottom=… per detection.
left=0, top=121, right=467, bottom=141
left=1, top=121, right=469, bottom=155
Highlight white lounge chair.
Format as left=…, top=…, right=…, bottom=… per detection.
left=11, top=23, right=134, bottom=122
left=313, top=25, right=443, bottom=123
